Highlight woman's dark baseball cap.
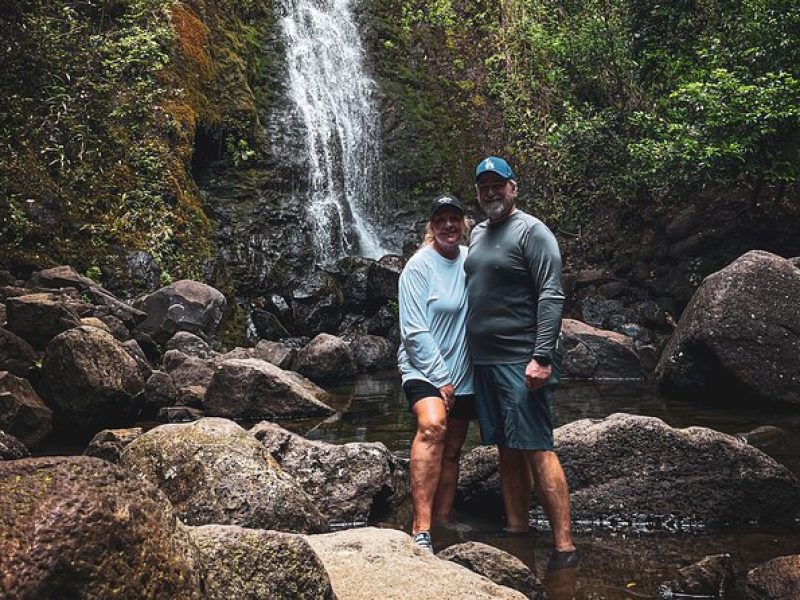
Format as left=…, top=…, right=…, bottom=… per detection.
left=429, top=195, right=464, bottom=219
left=475, top=156, right=515, bottom=181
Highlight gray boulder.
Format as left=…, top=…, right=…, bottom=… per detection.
left=188, top=524, right=334, bottom=600
left=41, top=326, right=145, bottom=436
left=251, top=421, right=408, bottom=523
left=205, top=358, right=335, bottom=420
left=121, top=417, right=328, bottom=533
left=294, top=333, right=356, bottom=382
left=366, top=255, right=403, bottom=304
left=305, top=527, right=526, bottom=599
left=5, top=292, right=82, bottom=349
left=656, top=250, right=800, bottom=405
left=457, top=413, right=800, bottom=530
left=144, top=370, right=178, bottom=411
left=134, top=279, right=226, bottom=343
left=561, top=319, right=646, bottom=380
left=437, top=542, right=543, bottom=599
left=0, top=370, right=53, bottom=449
left=0, top=327, right=38, bottom=376
left=0, top=456, right=201, bottom=599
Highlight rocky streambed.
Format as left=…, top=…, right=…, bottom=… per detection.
left=2, top=252, right=800, bottom=598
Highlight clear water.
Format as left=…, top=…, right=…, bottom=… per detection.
left=277, top=0, right=388, bottom=263
left=286, top=372, right=800, bottom=599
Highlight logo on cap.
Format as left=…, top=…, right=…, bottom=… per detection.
left=482, top=159, right=495, bottom=171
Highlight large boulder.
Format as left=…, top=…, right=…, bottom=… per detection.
left=27, top=264, right=101, bottom=292
left=436, top=542, right=543, bottom=599
left=0, top=327, right=37, bottom=377
left=561, top=319, right=646, bottom=380
left=41, top=326, right=145, bottom=436
left=220, top=339, right=297, bottom=369
left=5, top=292, right=82, bottom=349
left=305, top=527, right=526, bottom=599
left=656, top=250, right=800, bottom=405
left=366, top=255, right=403, bottom=304
left=251, top=421, right=408, bottom=523
left=165, top=331, right=218, bottom=359
left=120, top=417, right=328, bottom=533
left=188, top=524, right=335, bottom=600
left=0, top=370, right=53, bottom=449
left=0, top=456, right=201, bottom=599
left=133, top=279, right=226, bottom=343
left=746, top=554, right=800, bottom=599
left=457, top=413, right=800, bottom=530
left=294, top=333, right=356, bottom=382
left=204, top=358, right=335, bottom=419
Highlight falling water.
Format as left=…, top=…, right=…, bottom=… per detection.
left=277, top=0, right=388, bottom=263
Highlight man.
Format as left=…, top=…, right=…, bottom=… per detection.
left=464, top=156, right=578, bottom=569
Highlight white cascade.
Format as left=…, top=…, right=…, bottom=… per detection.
left=278, top=0, right=388, bottom=263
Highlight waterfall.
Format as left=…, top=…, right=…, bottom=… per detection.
left=277, top=0, right=388, bottom=263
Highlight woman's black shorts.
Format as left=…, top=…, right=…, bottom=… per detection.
left=402, top=379, right=476, bottom=421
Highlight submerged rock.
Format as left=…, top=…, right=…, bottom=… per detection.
left=658, top=553, right=736, bottom=599
left=0, top=456, right=201, bottom=599
left=437, top=542, right=543, bottom=599
left=121, top=417, right=328, bottom=533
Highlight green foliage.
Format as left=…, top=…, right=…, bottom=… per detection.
left=84, top=265, right=102, bottom=282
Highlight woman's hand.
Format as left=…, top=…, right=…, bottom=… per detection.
left=439, top=384, right=455, bottom=412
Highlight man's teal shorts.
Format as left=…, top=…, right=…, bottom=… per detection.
left=474, top=362, right=559, bottom=450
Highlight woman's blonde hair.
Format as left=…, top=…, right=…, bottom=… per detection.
left=420, top=214, right=472, bottom=248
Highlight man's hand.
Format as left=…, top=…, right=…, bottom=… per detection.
left=439, top=383, right=455, bottom=412
left=525, top=359, right=551, bottom=390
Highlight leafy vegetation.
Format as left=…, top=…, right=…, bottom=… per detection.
left=369, top=0, right=799, bottom=230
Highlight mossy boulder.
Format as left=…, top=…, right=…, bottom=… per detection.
left=0, top=456, right=201, bottom=599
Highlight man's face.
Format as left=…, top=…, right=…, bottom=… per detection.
left=476, top=172, right=517, bottom=222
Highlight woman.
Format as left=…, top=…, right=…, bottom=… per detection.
left=397, top=195, right=474, bottom=553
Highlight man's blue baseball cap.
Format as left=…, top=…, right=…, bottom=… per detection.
left=475, top=156, right=515, bottom=182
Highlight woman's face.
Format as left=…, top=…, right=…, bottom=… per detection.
left=430, top=207, right=464, bottom=249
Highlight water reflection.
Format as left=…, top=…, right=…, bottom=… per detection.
left=283, top=372, right=800, bottom=598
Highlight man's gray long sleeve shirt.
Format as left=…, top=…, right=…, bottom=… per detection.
left=464, top=211, right=564, bottom=364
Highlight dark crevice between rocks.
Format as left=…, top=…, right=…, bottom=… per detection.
left=367, top=485, right=394, bottom=522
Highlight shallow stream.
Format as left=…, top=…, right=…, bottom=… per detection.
left=286, top=372, right=800, bottom=599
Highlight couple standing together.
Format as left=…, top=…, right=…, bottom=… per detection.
left=397, top=156, right=578, bottom=570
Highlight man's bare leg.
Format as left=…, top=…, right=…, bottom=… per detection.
left=498, top=445, right=533, bottom=532
left=527, top=450, right=575, bottom=551
left=432, top=417, right=469, bottom=520
left=410, top=396, right=448, bottom=534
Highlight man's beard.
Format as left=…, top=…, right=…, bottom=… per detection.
left=481, top=198, right=512, bottom=221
